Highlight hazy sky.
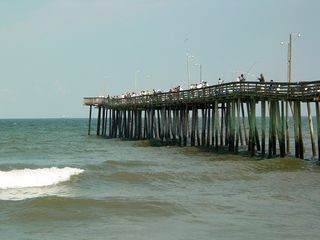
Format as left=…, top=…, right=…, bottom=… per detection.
left=0, top=0, right=319, bottom=118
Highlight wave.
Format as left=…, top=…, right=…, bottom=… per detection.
left=0, top=167, right=84, bottom=190
left=103, top=160, right=158, bottom=168
left=104, top=171, right=175, bottom=183
left=5, top=196, right=190, bottom=222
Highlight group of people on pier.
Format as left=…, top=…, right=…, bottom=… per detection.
left=217, top=73, right=270, bottom=86
left=189, top=80, right=209, bottom=89
left=109, top=72, right=278, bottom=100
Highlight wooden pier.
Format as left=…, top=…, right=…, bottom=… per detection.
left=83, top=80, right=320, bottom=160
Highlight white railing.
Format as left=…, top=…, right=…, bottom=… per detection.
left=83, top=80, right=320, bottom=107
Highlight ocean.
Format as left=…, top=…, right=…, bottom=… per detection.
left=0, top=118, right=319, bottom=240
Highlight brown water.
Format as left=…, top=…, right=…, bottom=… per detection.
left=0, top=119, right=319, bottom=239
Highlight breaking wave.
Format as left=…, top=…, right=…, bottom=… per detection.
left=0, top=167, right=84, bottom=189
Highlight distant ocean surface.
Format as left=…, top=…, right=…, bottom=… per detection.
left=0, top=118, right=320, bottom=240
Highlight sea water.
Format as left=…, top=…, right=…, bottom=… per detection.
left=0, top=118, right=319, bottom=239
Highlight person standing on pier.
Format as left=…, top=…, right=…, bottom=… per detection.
left=217, top=78, right=224, bottom=95
left=269, top=79, right=276, bottom=92
left=257, top=74, right=265, bottom=92
left=239, top=74, right=246, bottom=82
left=258, top=73, right=265, bottom=83
left=238, top=74, right=246, bottom=92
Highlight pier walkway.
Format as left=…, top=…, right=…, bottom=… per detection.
left=84, top=80, right=320, bottom=160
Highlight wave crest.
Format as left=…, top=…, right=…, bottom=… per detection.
left=0, top=167, right=84, bottom=189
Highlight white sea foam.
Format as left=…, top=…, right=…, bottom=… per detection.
left=0, top=167, right=84, bottom=189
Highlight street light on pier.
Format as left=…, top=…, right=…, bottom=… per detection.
left=194, top=63, right=202, bottom=83
left=186, top=53, right=194, bottom=88
left=281, top=32, right=302, bottom=83
left=146, top=74, right=153, bottom=90
left=134, top=70, right=140, bottom=93
left=281, top=32, right=301, bottom=154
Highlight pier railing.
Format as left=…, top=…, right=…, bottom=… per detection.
left=84, top=80, right=320, bottom=108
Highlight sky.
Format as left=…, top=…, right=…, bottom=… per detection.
left=0, top=0, right=319, bottom=118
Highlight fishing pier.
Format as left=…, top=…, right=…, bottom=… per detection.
left=83, top=80, right=320, bottom=160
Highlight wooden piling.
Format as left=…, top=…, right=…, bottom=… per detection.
left=280, top=100, right=286, bottom=157
left=248, top=99, right=256, bottom=156
left=229, top=100, right=236, bottom=152
left=225, top=102, right=230, bottom=146
left=108, top=109, right=112, bottom=138
left=298, top=102, right=304, bottom=159
left=88, top=105, right=92, bottom=135
left=261, top=99, right=266, bottom=155
left=268, top=100, right=277, bottom=157
left=241, top=103, right=248, bottom=145
left=195, top=108, right=200, bottom=146
left=272, top=101, right=277, bottom=156
left=214, top=101, right=219, bottom=149
left=220, top=103, right=224, bottom=146
left=316, top=102, right=320, bottom=162
left=101, top=107, right=106, bottom=136
left=96, top=107, right=101, bottom=136
left=201, top=108, right=207, bottom=146
left=183, top=106, right=188, bottom=146
left=191, top=106, right=196, bottom=146
left=293, top=101, right=304, bottom=159
left=179, top=108, right=183, bottom=146
left=206, top=104, right=211, bottom=147
left=235, top=98, right=241, bottom=152
left=307, top=102, right=316, bottom=158
left=103, top=108, right=108, bottom=137
left=286, top=100, right=290, bottom=154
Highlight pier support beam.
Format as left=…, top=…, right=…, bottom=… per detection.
left=191, top=106, right=196, bottom=146
left=316, top=102, right=320, bottom=162
left=248, top=99, right=256, bottom=156
left=268, top=100, right=277, bottom=157
left=261, top=99, right=266, bottom=156
left=88, top=105, right=92, bottom=135
left=206, top=104, right=211, bottom=147
left=307, top=102, right=316, bottom=158
left=293, top=101, right=304, bottom=159
left=280, top=100, right=286, bottom=157
left=286, top=100, right=291, bottom=154
left=214, top=101, right=219, bottom=149
left=96, top=106, right=101, bottom=136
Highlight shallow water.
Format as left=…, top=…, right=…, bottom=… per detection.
left=0, top=119, right=319, bottom=239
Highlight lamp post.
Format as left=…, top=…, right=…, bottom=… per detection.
left=104, top=76, right=109, bottom=97
left=281, top=32, right=301, bottom=84
left=281, top=32, right=301, bottom=154
left=134, top=70, right=140, bottom=93
left=186, top=53, right=194, bottom=88
left=146, top=74, right=153, bottom=90
left=195, top=63, right=202, bottom=82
